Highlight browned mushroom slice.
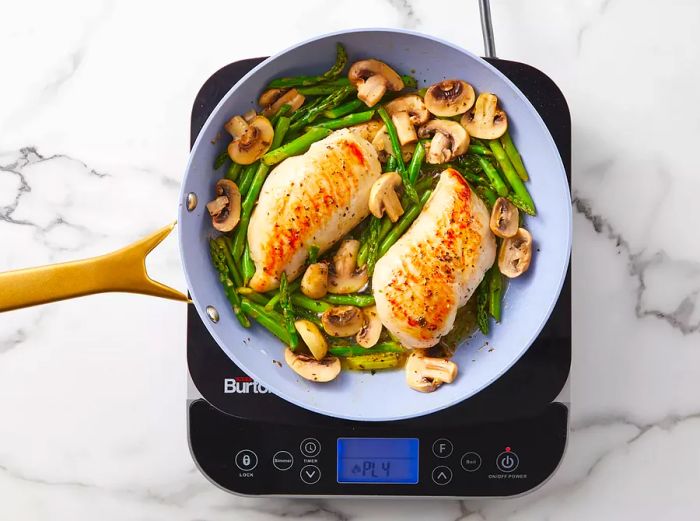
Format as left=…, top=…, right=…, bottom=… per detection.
left=294, top=320, right=328, bottom=360
left=228, top=115, right=274, bottom=164
left=371, top=125, right=414, bottom=163
left=424, top=80, right=475, bottom=117
left=301, top=263, right=329, bottom=299
left=417, top=119, right=469, bottom=164
left=348, top=59, right=404, bottom=107
left=259, top=88, right=305, bottom=117
left=460, top=92, right=508, bottom=139
left=356, top=306, right=382, bottom=348
left=489, top=197, right=519, bottom=238
left=385, top=94, right=430, bottom=145
left=405, top=350, right=458, bottom=392
left=328, top=240, right=368, bottom=294
left=207, top=179, right=241, bottom=232
left=368, top=172, right=404, bottom=222
left=321, top=306, right=365, bottom=337
left=284, top=348, right=340, bottom=382
left=498, top=227, right=532, bottom=278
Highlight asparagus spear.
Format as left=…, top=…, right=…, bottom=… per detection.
left=262, top=127, right=333, bottom=165
left=289, top=86, right=354, bottom=131
left=344, top=352, right=401, bottom=370
left=209, top=240, right=250, bottom=328
left=383, top=154, right=397, bottom=173
left=242, top=242, right=255, bottom=286
left=488, top=263, right=503, bottom=322
left=294, top=307, right=324, bottom=328
left=306, top=110, right=374, bottom=131
left=476, top=278, right=490, bottom=335
left=500, top=130, right=529, bottom=181
left=308, top=245, right=320, bottom=264
left=488, top=140, right=535, bottom=215
left=225, top=162, right=242, bottom=182
left=477, top=156, right=509, bottom=197
left=468, top=145, right=492, bottom=156
left=279, top=273, right=300, bottom=349
left=291, top=293, right=331, bottom=313
left=475, top=185, right=498, bottom=209
left=323, top=293, right=375, bottom=307
left=297, top=84, right=354, bottom=96
left=377, top=106, right=419, bottom=204
left=266, top=43, right=348, bottom=88
left=237, top=287, right=269, bottom=306
left=265, top=279, right=301, bottom=311
left=269, top=103, right=291, bottom=126
left=364, top=217, right=381, bottom=275
left=505, top=192, right=536, bottom=217
left=215, top=236, right=243, bottom=288
left=213, top=150, right=229, bottom=169
left=378, top=189, right=432, bottom=257
left=407, top=140, right=425, bottom=184
left=237, top=162, right=259, bottom=196
left=328, top=341, right=404, bottom=357
left=323, top=99, right=366, bottom=119
left=240, top=298, right=291, bottom=344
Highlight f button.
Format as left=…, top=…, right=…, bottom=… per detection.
left=432, top=438, right=453, bottom=458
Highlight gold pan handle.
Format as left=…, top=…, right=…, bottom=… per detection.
left=0, top=222, right=189, bottom=312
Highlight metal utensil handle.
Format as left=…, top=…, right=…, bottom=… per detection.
left=0, top=223, right=189, bottom=312
left=479, top=0, right=497, bottom=58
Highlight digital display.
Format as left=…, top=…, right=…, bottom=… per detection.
left=337, top=438, right=419, bottom=484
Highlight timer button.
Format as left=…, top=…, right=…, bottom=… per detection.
left=300, top=464, right=321, bottom=484
left=431, top=465, right=453, bottom=485
left=300, top=438, right=321, bottom=457
left=272, top=450, right=294, bottom=471
left=235, top=449, right=258, bottom=471
left=496, top=450, right=519, bottom=473
left=432, top=438, right=453, bottom=458
left=460, top=452, right=482, bottom=472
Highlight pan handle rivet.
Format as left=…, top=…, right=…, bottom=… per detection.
left=206, top=305, right=219, bottom=323
left=186, top=192, right=198, bottom=211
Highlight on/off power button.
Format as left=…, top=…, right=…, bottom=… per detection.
left=495, top=449, right=519, bottom=473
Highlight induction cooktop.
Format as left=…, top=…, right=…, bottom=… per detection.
left=186, top=54, right=571, bottom=498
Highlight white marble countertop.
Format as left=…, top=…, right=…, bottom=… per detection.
left=2, top=0, right=699, bottom=518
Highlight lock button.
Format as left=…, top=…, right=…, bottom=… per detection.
left=235, top=449, right=258, bottom=471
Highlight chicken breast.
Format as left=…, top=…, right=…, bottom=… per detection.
left=372, top=168, right=496, bottom=348
left=248, top=129, right=381, bottom=292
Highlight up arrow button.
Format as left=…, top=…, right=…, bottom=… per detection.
left=431, top=466, right=453, bottom=485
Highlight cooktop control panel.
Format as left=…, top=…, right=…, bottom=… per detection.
left=189, top=399, right=567, bottom=497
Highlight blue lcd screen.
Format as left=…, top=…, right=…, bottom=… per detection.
left=337, top=438, right=419, bottom=484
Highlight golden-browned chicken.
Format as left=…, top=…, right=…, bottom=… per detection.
left=248, top=129, right=381, bottom=292
left=372, top=168, right=496, bottom=348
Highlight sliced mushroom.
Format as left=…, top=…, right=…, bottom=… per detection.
left=207, top=179, right=241, bottom=232
left=328, top=240, right=368, bottom=294
left=369, top=172, right=404, bottom=222
left=405, top=350, right=458, bottom=392
left=371, top=125, right=414, bottom=163
left=498, top=227, right=532, bottom=278
left=284, top=348, right=340, bottom=382
left=391, top=111, right=417, bottom=145
left=385, top=94, right=430, bottom=145
left=227, top=115, right=274, bottom=165
left=489, top=197, right=519, bottom=238
left=424, top=80, right=475, bottom=117
left=259, top=88, right=305, bottom=117
left=294, top=320, right=328, bottom=360
left=460, top=92, right=508, bottom=139
left=385, top=94, right=431, bottom=125
left=356, top=306, right=382, bottom=348
left=348, top=59, right=404, bottom=107
left=242, top=109, right=257, bottom=122
left=321, top=305, right=365, bottom=337
left=418, top=119, right=469, bottom=164
left=347, top=120, right=384, bottom=142
left=224, top=115, right=248, bottom=139
left=301, top=263, right=329, bottom=299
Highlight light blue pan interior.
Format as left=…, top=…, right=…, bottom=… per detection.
left=179, top=29, right=571, bottom=422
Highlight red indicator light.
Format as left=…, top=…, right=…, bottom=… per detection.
left=505, top=447, right=511, bottom=452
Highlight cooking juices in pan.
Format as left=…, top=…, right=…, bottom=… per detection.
left=205, top=43, right=536, bottom=392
